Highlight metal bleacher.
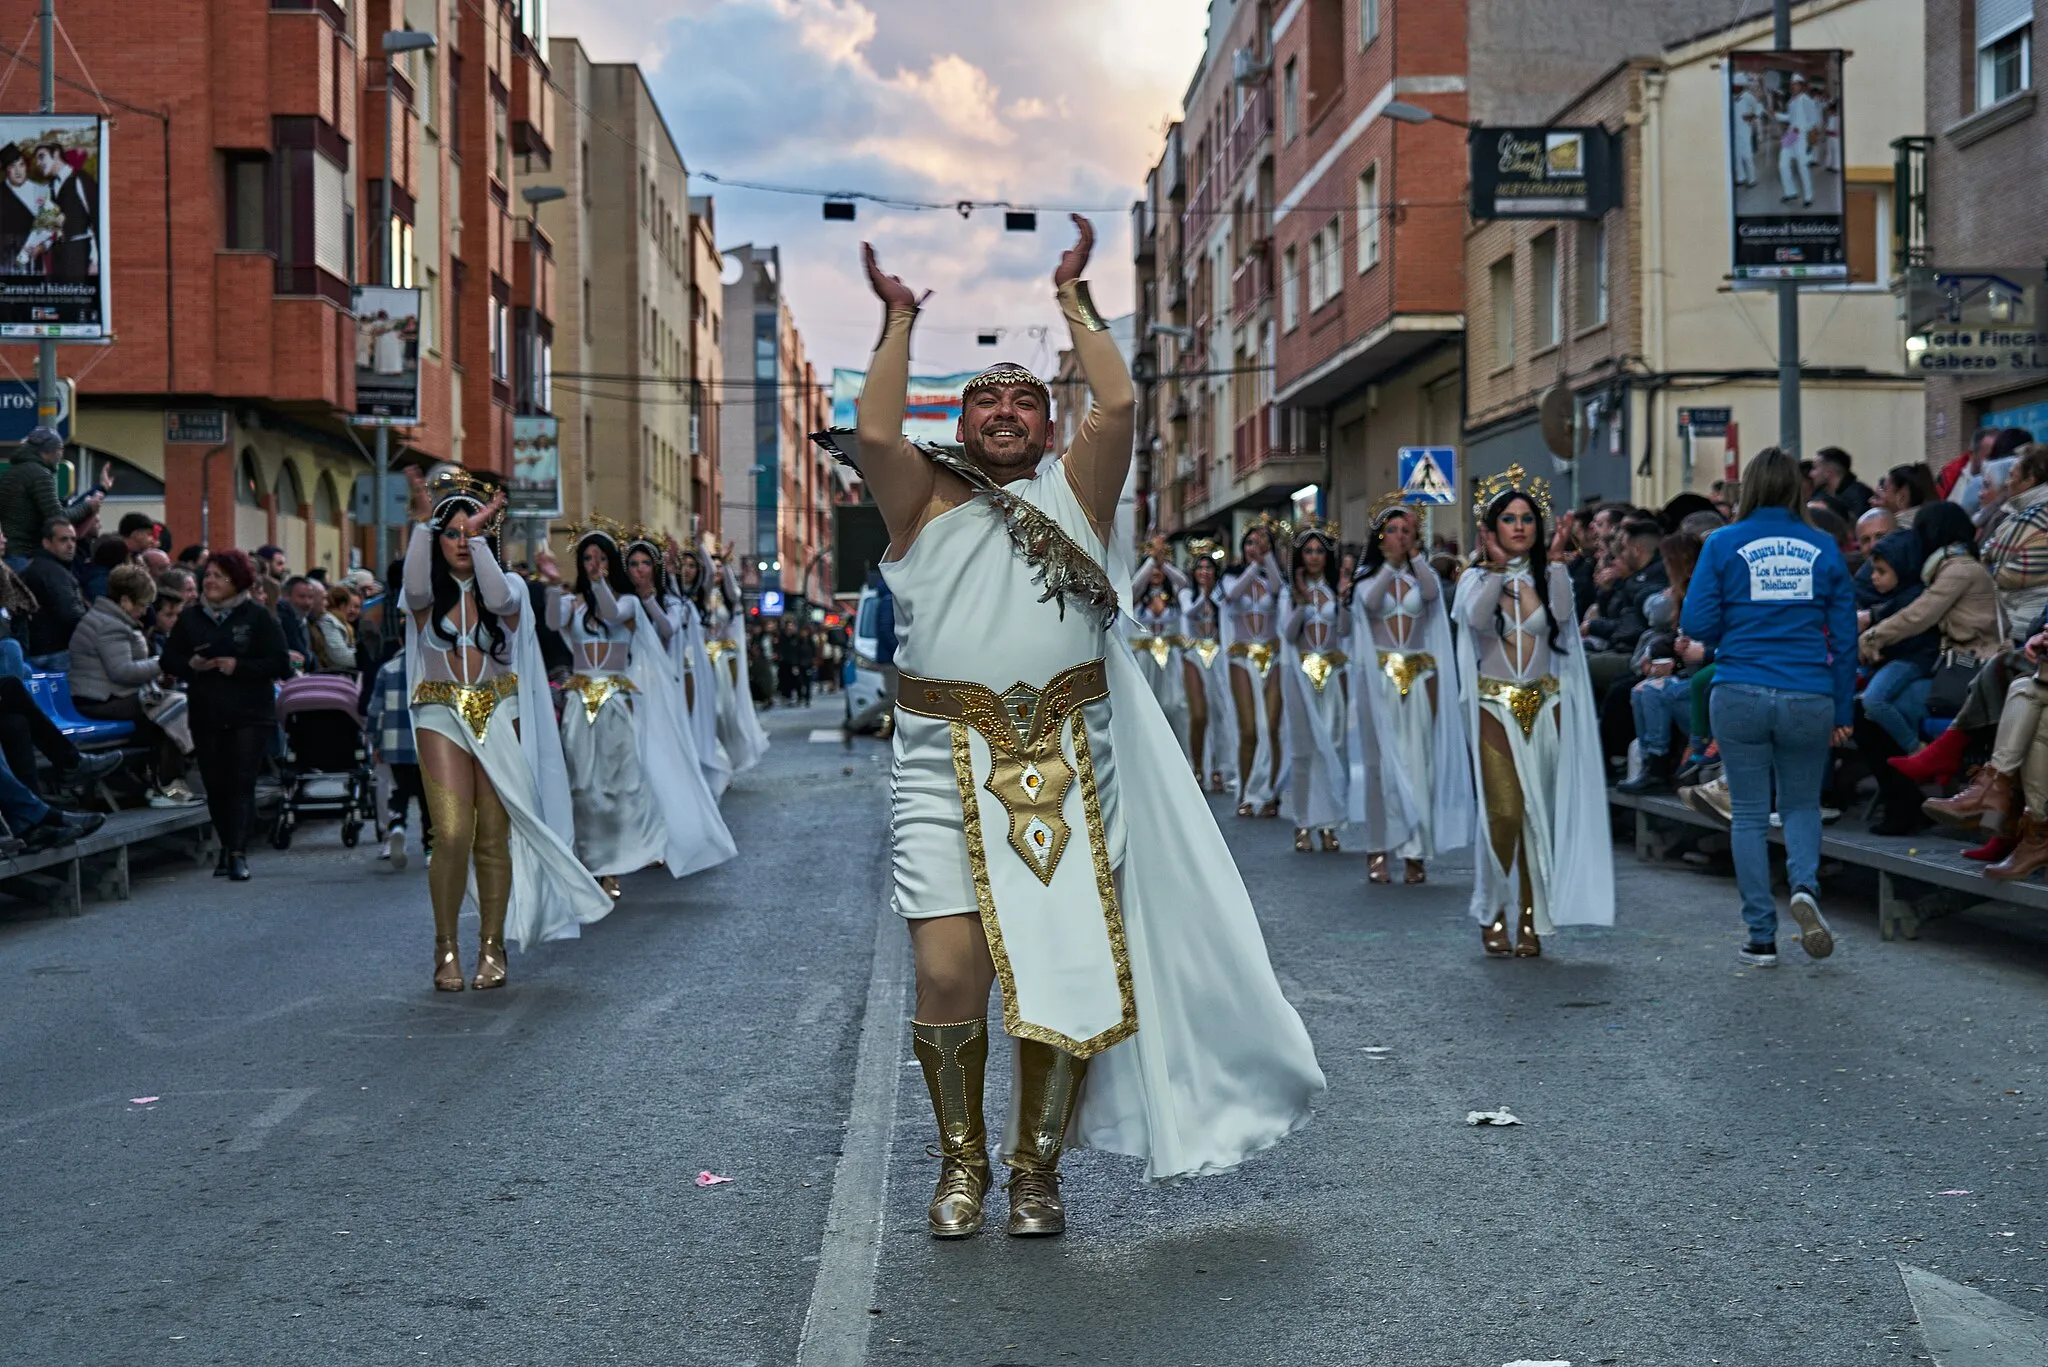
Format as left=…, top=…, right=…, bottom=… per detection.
left=1609, top=787, right=2048, bottom=943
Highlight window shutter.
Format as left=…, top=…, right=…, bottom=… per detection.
left=1977, top=0, right=2034, bottom=47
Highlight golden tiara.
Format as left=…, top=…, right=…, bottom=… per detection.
left=1369, top=491, right=1412, bottom=528
left=564, top=512, right=631, bottom=548
left=1184, top=536, right=1226, bottom=561
left=1473, top=464, right=1553, bottom=519
left=961, top=364, right=1049, bottom=399
left=1292, top=516, right=1340, bottom=548
left=623, top=524, right=667, bottom=554
left=424, top=464, right=507, bottom=535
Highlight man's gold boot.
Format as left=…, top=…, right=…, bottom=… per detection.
left=1005, top=1038, right=1088, bottom=1237
left=911, top=1019, right=990, bottom=1238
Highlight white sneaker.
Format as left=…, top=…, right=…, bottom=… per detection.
left=386, top=825, right=409, bottom=871
left=1788, top=888, right=1834, bottom=959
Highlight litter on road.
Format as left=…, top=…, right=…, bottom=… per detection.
left=1467, top=1108, right=1523, bottom=1127
left=695, top=1171, right=734, bottom=1187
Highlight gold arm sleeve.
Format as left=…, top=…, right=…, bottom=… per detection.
left=857, top=307, right=936, bottom=543
left=1057, top=280, right=1136, bottom=533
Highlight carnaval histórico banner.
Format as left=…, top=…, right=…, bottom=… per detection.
left=831, top=367, right=984, bottom=446
left=1724, top=49, right=1847, bottom=282
left=0, top=113, right=109, bottom=339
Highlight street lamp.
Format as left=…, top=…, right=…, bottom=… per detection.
left=1380, top=100, right=1471, bottom=129
left=371, top=28, right=436, bottom=581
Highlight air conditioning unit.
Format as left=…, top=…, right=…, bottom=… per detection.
left=1231, top=48, right=1269, bottom=84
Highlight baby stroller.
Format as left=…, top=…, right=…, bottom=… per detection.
left=271, top=674, right=377, bottom=850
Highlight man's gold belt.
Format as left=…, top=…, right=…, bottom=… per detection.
left=1131, top=632, right=1184, bottom=669
left=1478, top=674, right=1560, bottom=737
left=1299, top=649, right=1348, bottom=693
left=1187, top=636, right=1222, bottom=669
left=413, top=673, right=519, bottom=742
left=897, top=660, right=1110, bottom=885
left=1378, top=649, right=1437, bottom=699
left=564, top=672, right=637, bottom=723
left=1228, top=640, right=1277, bottom=678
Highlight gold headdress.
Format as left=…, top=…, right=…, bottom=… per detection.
left=1368, top=491, right=1413, bottom=529
left=1184, top=536, right=1226, bottom=562
left=1240, top=511, right=1291, bottom=551
left=623, top=524, right=665, bottom=556
left=1473, top=463, right=1553, bottom=520
left=563, top=512, right=630, bottom=549
left=424, top=464, right=508, bottom=537
left=960, top=363, right=1050, bottom=404
left=1291, top=515, right=1340, bottom=550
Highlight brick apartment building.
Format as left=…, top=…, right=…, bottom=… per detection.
left=719, top=243, right=837, bottom=604
left=525, top=39, right=721, bottom=544
left=1916, top=0, right=2048, bottom=459
left=0, top=0, right=551, bottom=572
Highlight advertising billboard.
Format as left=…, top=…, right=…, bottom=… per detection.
left=352, top=286, right=422, bottom=424
left=0, top=114, right=109, bottom=339
left=1904, top=267, right=2048, bottom=379
left=830, top=366, right=985, bottom=446
left=511, top=415, right=563, bottom=519
left=1468, top=126, right=1619, bottom=219
left=1726, top=49, right=1847, bottom=281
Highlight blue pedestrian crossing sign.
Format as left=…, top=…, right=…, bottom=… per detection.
left=1397, top=447, right=1457, bottom=505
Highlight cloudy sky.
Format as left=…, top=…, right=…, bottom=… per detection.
left=554, top=0, right=1211, bottom=376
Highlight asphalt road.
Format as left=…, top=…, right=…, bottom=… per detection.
left=3, top=698, right=2045, bottom=1366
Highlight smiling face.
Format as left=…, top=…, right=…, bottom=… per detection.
left=625, top=548, right=658, bottom=594
left=201, top=563, right=234, bottom=603
left=1491, top=495, right=1542, bottom=557
left=956, top=381, right=1049, bottom=481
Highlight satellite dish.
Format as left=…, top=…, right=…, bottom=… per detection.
left=1539, top=385, right=1576, bottom=462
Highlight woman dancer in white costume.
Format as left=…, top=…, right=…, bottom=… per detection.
left=1349, top=495, right=1473, bottom=885
left=1178, top=540, right=1236, bottom=794
left=1128, top=539, right=1189, bottom=751
left=699, top=550, right=770, bottom=772
left=630, top=534, right=730, bottom=799
left=1279, top=521, right=1350, bottom=853
left=540, top=520, right=736, bottom=898
left=1224, top=521, right=1288, bottom=818
left=1452, top=468, right=1615, bottom=956
left=401, top=468, right=611, bottom=993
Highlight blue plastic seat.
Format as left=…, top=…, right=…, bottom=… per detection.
left=26, top=671, right=135, bottom=744
left=1921, top=716, right=1952, bottom=742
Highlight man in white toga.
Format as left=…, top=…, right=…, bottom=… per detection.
left=1777, top=73, right=1823, bottom=205
left=850, top=219, right=1322, bottom=1242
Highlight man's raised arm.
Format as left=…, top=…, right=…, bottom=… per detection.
left=1053, top=216, right=1136, bottom=537
left=855, top=244, right=936, bottom=549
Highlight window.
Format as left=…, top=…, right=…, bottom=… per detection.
left=1282, top=59, right=1300, bottom=143
left=1361, top=0, right=1380, bottom=47
left=580, top=140, right=590, bottom=205
left=1306, top=0, right=1343, bottom=124
left=1575, top=220, right=1608, bottom=327
left=1306, top=232, right=1327, bottom=311
left=1976, top=0, right=2033, bottom=108
left=492, top=94, right=510, bottom=184
left=421, top=267, right=438, bottom=353
left=1307, top=218, right=1342, bottom=308
left=1532, top=230, right=1559, bottom=349
left=224, top=153, right=271, bottom=251
left=1844, top=183, right=1887, bottom=283
left=1355, top=164, right=1380, bottom=272
left=447, top=54, right=463, bottom=150
left=1489, top=255, right=1515, bottom=367
left=490, top=297, right=510, bottom=382
left=387, top=217, right=414, bottom=289
left=419, top=50, right=437, bottom=132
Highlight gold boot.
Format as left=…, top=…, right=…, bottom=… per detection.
left=911, top=1019, right=990, bottom=1238
left=471, top=783, right=512, bottom=990
left=1005, top=1038, right=1088, bottom=1237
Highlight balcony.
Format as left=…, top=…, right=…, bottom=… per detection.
left=1231, top=251, right=1271, bottom=326
left=1232, top=410, right=1269, bottom=477
left=1225, top=84, right=1272, bottom=189
left=1183, top=173, right=1215, bottom=244
left=1187, top=448, right=1210, bottom=506
left=1892, top=135, right=1929, bottom=273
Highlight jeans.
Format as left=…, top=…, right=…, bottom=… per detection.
left=1862, top=658, right=1931, bottom=751
left=1630, top=675, right=1692, bottom=757
left=0, top=745, right=48, bottom=832
left=27, top=650, right=69, bottom=673
left=1712, top=683, right=1835, bottom=945
left=0, top=638, right=27, bottom=682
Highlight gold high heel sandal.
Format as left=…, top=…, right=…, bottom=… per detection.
left=1318, top=828, right=1340, bottom=853
left=433, top=938, right=466, bottom=992
left=1404, top=859, right=1426, bottom=884
left=1294, top=828, right=1312, bottom=852
left=1481, top=913, right=1513, bottom=956
left=1368, top=853, right=1391, bottom=884
left=1514, top=906, right=1542, bottom=958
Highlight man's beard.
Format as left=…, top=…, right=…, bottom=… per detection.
left=961, top=430, right=1042, bottom=483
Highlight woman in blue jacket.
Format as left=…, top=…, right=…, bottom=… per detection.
left=1679, top=447, right=1856, bottom=966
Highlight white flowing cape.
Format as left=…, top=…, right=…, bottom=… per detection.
left=1275, top=585, right=1349, bottom=829
left=1073, top=546, right=1327, bottom=1181
left=1450, top=561, right=1614, bottom=927
left=405, top=589, right=613, bottom=948
left=1345, top=562, right=1475, bottom=853
left=662, top=594, right=732, bottom=799
left=1179, top=585, right=1239, bottom=784
left=626, top=605, right=739, bottom=878
left=720, top=613, right=772, bottom=769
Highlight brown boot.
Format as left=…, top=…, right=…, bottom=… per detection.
left=1924, top=766, right=2015, bottom=833
left=1985, top=814, right=2048, bottom=881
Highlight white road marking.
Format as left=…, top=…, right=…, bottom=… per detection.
left=1900, top=1263, right=2048, bottom=1365
left=809, top=729, right=845, bottom=744
left=227, top=1088, right=318, bottom=1152
left=796, top=908, right=910, bottom=1367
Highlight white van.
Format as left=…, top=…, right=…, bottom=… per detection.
left=844, top=582, right=893, bottom=732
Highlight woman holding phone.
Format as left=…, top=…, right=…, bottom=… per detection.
left=164, top=549, right=292, bottom=881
